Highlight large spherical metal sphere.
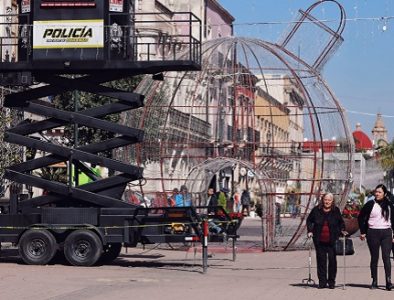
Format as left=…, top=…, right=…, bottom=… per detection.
left=121, top=33, right=353, bottom=250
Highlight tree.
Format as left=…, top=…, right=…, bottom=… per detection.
left=117, top=77, right=170, bottom=165
left=379, top=139, right=394, bottom=171
left=53, top=76, right=142, bottom=154
left=0, top=91, right=23, bottom=197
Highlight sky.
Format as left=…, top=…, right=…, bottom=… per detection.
left=218, top=0, right=394, bottom=142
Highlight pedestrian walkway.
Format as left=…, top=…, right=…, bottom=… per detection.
left=155, top=216, right=394, bottom=300
left=2, top=218, right=394, bottom=300
left=139, top=236, right=393, bottom=300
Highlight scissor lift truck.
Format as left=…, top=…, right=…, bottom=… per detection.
left=0, top=0, right=242, bottom=267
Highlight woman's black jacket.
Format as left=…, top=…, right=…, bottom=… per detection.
left=306, top=206, right=345, bottom=246
left=357, top=199, right=394, bottom=235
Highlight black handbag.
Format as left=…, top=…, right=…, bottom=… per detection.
left=335, top=237, right=355, bottom=255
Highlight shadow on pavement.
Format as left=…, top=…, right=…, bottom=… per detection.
left=291, top=283, right=378, bottom=290
left=346, top=283, right=383, bottom=289
left=290, top=283, right=317, bottom=289
left=113, top=258, right=207, bottom=273
left=0, top=248, right=206, bottom=273
left=119, top=253, right=165, bottom=259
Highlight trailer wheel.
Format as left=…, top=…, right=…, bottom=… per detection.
left=19, top=229, right=57, bottom=265
left=101, top=243, right=122, bottom=263
left=64, top=230, right=102, bottom=266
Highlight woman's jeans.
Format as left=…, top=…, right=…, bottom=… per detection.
left=315, top=242, right=337, bottom=286
left=367, top=228, right=392, bottom=280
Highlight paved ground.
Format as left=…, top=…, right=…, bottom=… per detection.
left=1, top=218, right=394, bottom=300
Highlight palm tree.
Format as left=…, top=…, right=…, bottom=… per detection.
left=379, top=139, right=394, bottom=171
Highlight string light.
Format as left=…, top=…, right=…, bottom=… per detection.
left=344, top=109, right=394, bottom=118
left=210, top=15, right=394, bottom=27
left=382, top=17, right=388, bottom=31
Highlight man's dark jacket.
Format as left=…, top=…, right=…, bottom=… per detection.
left=207, top=194, right=218, bottom=214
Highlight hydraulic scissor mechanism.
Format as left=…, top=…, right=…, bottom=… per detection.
left=4, top=73, right=145, bottom=211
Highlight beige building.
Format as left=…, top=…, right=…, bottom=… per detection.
left=255, top=88, right=290, bottom=155
left=130, top=0, right=235, bottom=197
left=135, top=0, right=233, bottom=61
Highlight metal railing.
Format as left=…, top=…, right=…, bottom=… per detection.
left=0, top=12, right=201, bottom=66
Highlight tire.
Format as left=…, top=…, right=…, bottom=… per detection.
left=18, top=229, right=57, bottom=265
left=64, top=230, right=102, bottom=266
left=100, top=243, right=122, bottom=263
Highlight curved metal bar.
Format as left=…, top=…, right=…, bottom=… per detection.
left=279, top=0, right=346, bottom=71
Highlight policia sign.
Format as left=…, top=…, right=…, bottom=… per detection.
left=33, top=20, right=104, bottom=49
left=17, top=0, right=132, bottom=62
left=30, top=0, right=107, bottom=61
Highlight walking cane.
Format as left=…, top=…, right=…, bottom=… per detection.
left=343, top=234, right=346, bottom=290
left=302, top=237, right=316, bottom=286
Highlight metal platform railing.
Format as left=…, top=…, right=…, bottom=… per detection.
left=0, top=12, right=201, bottom=69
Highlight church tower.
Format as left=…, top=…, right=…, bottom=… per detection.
left=371, top=113, right=388, bottom=148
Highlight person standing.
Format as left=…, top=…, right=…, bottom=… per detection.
left=241, top=190, right=251, bottom=216
left=175, top=185, right=192, bottom=207
left=180, top=185, right=192, bottom=206
left=287, top=191, right=297, bottom=217
left=217, top=188, right=228, bottom=213
left=205, top=188, right=222, bottom=234
left=206, top=188, right=218, bottom=214
left=307, top=192, right=346, bottom=289
left=232, top=189, right=241, bottom=213
left=387, top=191, right=394, bottom=266
left=168, top=188, right=178, bottom=207
left=358, top=184, right=394, bottom=290
left=175, top=187, right=184, bottom=207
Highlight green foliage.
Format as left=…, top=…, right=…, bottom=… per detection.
left=53, top=76, right=142, bottom=156
left=218, top=191, right=228, bottom=213
left=359, top=192, right=365, bottom=206
left=119, top=79, right=170, bottom=165
left=0, top=102, right=23, bottom=191
left=1, top=76, right=143, bottom=192
left=34, top=167, right=68, bottom=184
left=379, top=139, right=394, bottom=171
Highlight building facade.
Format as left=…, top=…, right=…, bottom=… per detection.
left=0, top=0, right=18, bottom=63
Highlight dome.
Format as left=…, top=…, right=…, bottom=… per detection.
left=119, top=1, right=353, bottom=250
left=353, top=130, right=373, bottom=151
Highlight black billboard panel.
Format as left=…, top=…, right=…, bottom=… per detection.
left=32, top=0, right=105, bottom=61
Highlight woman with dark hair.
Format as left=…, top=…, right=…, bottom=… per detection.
left=307, top=192, right=346, bottom=289
left=358, top=184, right=394, bottom=290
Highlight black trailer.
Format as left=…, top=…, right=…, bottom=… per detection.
left=0, top=0, right=241, bottom=267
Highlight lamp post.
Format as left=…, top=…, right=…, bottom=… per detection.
left=261, top=129, right=272, bottom=250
